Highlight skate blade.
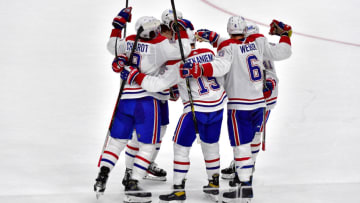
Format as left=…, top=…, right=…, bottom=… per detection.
left=143, top=175, right=166, bottom=181
left=124, top=195, right=152, bottom=203
left=221, top=173, right=235, bottom=180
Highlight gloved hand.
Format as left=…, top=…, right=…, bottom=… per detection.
left=112, top=7, right=132, bottom=29
left=112, top=54, right=128, bottom=73
left=170, top=19, right=192, bottom=32
left=179, top=62, right=203, bottom=79
left=195, top=29, right=219, bottom=46
left=269, top=19, right=292, bottom=37
left=169, top=85, right=180, bottom=101
left=263, top=79, right=276, bottom=99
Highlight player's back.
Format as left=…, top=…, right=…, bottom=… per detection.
left=179, top=48, right=227, bottom=113
left=218, top=39, right=266, bottom=110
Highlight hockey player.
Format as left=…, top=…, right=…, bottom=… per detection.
left=121, top=8, right=184, bottom=185
left=94, top=7, right=191, bottom=203
left=182, top=16, right=292, bottom=202
left=120, top=21, right=226, bottom=202
left=220, top=22, right=282, bottom=180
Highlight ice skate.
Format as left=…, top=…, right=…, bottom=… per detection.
left=221, top=160, right=235, bottom=180
left=203, top=173, right=220, bottom=202
left=222, top=175, right=253, bottom=203
left=122, top=168, right=133, bottom=186
left=159, top=179, right=186, bottom=202
left=143, top=162, right=167, bottom=181
left=94, top=166, right=110, bottom=199
left=123, top=179, right=152, bottom=203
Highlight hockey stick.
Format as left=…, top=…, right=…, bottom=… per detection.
left=170, top=0, right=200, bottom=143
left=262, top=70, right=267, bottom=151
left=97, top=24, right=147, bottom=167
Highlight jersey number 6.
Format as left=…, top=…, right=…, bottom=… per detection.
left=247, top=55, right=262, bottom=82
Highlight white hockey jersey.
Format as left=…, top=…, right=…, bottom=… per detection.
left=107, top=29, right=191, bottom=100
left=139, top=48, right=227, bottom=113
left=207, top=34, right=291, bottom=110
left=263, top=57, right=279, bottom=110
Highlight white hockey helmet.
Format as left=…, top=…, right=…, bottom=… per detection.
left=227, top=16, right=247, bottom=35
left=187, top=29, right=196, bottom=45
left=161, top=9, right=183, bottom=28
left=246, top=21, right=259, bottom=36
left=135, top=16, right=161, bottom=39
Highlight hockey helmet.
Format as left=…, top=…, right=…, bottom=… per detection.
left=227, top=16, right=247, bottom=35
left=135, top=16, right=161, bottom=39
left=246, top=21, right=259, bottom=36
left=161, top=9, right=183, bottom=28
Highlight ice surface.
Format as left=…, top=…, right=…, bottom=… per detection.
left=1, top=0, right=359, bottom=202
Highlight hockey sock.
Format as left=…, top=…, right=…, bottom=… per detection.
left=173, top=143, right=191, bottom=185
left=100, top=137, right=128, bottom=170
left=201, top=142, right=220, bottom=180
left=233, top=143, right=254, bottom=182
left=131, top=143, right=156, bottom=181
left=125, top=131, right=139, bottom=169
left=251, top=132, right=261, bottom=162
left=150, top=125, right=167, bottom=162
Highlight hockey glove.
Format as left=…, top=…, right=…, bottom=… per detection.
left=169, top=85, right=180, bottom=101
left=112, top=7, right=132, bottom=29
left=112, top=54, right=128, bottom=73
left=179, top=62, right=203, bottom=79
left=170, top=19, right=191, bottom=32
left=195, top=29, right=219, bottom=46
left=269, top=19, right=292, bottom=37
left=122, top=66, right=146, bottom=85
left=263, top=79, right=276, bottom=99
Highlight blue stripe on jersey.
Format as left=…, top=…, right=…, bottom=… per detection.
left=134, top=163, right=148, bottom=171
left=267, top=101, right=277, bottom=105
left=206, top=166, right=220, bottom=170
left=174, top=169, right=188, bottom=173
left=101, top=158, right=115, bottom=166
left=125, top=152, right=135, bottom=158
left=237, top=165, right=254, bottom=169
left=184, top=95, right=227, bottom=109
left=252, top=150, right=260, bottom=154
left=123, top=90, right=147, bottom=95
left=156, top=92, right=170, bottom=96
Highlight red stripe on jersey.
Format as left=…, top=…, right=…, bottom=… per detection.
left=188, top=48, right=215, bottom=57
left=110, top=29, right=122, bottom=38
left=251, top=143, right=261, bottom=147
left=205, top=158, right=220, bottom=163
left=280, top=35, right=291, bottom=45
left=166, top=59, right=182, bottom=66
left=231, top=110, right=241, bottom=146
left=126, top=34, right=167, bottom=44
left=266, top=97, right=277, bottom=102
left=217, top=39, right=242, bottom=52
left=104, top=151, right=119, bottom=160
left=152, top=100, right=159, bottom=144
left=126, top=144, right=139, bottom=151
left=135, top=155, right=151, bottom=164
left=229, top=97, right=264, bottom=101
left=124, top=87, right=143, bottom=91
left=245, top=34, right=265, bottom=43
left=235, top=157, right=251, bottom=161
left=174, top=160, right=190, bottom=165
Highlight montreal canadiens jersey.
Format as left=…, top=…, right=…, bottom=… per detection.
left=263, top=57, right=279, bottom=110
left=139, top=48, right=227, bottom=113
left=208, top=34, right=291, bottom=110
left=107, top=29, right=191, bottom=100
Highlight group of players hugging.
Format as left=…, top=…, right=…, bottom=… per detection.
left=94, top=5, right=292, bottom=203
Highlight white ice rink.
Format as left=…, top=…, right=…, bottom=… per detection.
left=1, top=0, right=360, bottom=202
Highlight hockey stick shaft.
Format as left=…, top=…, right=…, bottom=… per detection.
left=170, top=0, right=200, bottom=143
left=262, top=70, right=267, bottom=151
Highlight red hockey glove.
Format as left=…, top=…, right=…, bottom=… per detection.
left=195, top=29, right=219, bottom=47
left=121, top=66, right=146, bottom=85
left=112, top=7, right=132, bottom=29
left=180, top=62, right=203, bottom=79
left=169, top=85, right=180, bottom=101
left=112, top=54, right=128, bottom=73
left=263, top=79, right=276, bottom=99
left=269, top=19, right=292, bottom=37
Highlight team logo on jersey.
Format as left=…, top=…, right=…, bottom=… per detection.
left=218, top=50, right=225, bottom=57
